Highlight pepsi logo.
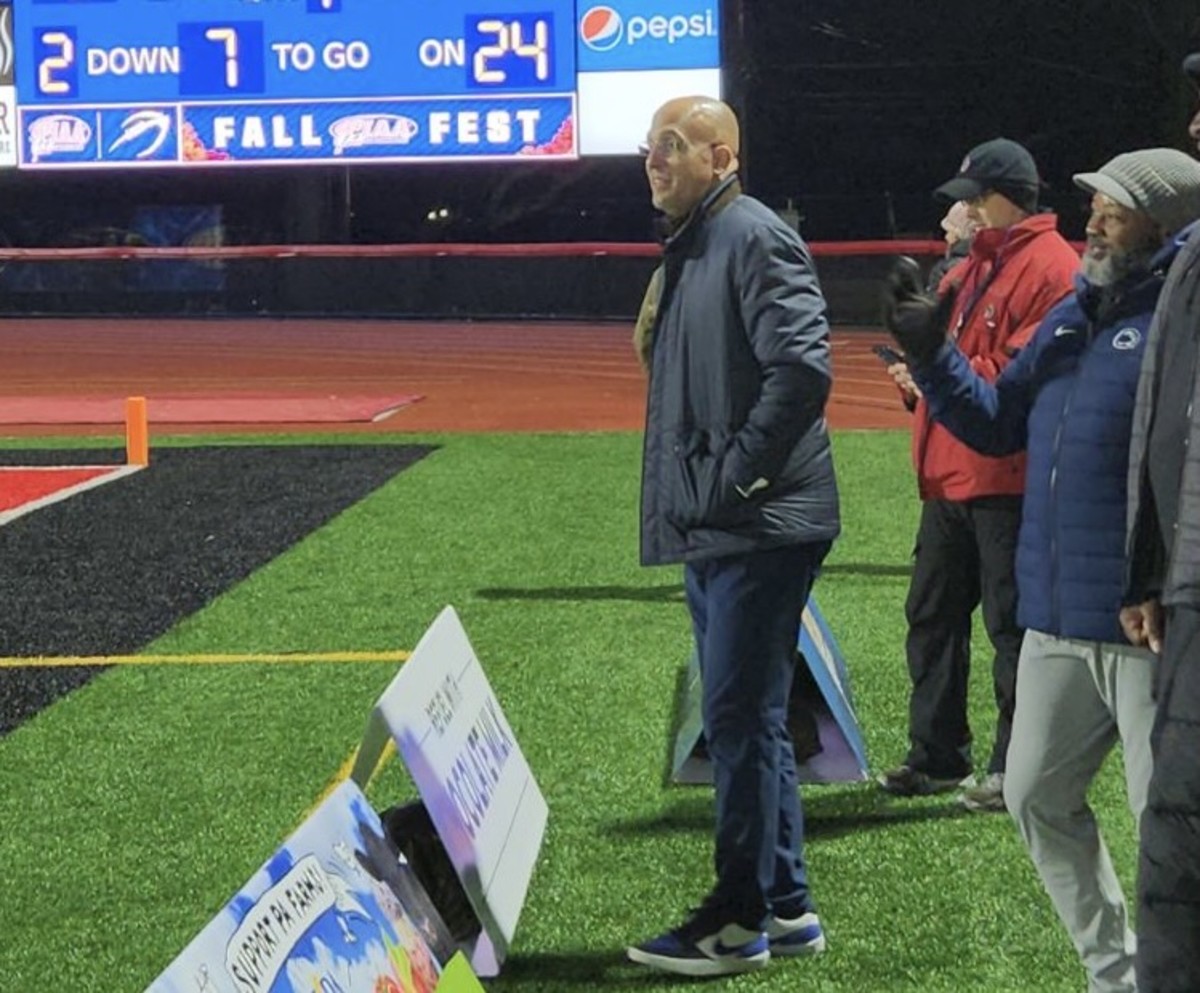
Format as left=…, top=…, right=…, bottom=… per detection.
left=580, top=5, right=623, bottom=51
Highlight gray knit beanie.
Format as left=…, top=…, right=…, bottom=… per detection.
left=1073, top=148, right=1200, bottom=237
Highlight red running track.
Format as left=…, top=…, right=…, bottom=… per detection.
left=0, top=318, right=913, bottom=435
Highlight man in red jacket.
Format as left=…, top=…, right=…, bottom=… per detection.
left=879, top=138, right=1078, bottom=812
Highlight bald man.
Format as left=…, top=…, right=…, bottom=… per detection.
left=628, top=96, right=841, bottom=978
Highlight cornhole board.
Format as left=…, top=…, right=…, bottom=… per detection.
left=670, top=596, right=869, bottom=784
left=352, top=606, right=547, bottom=978
left=147, top=779, right=484, bottom=993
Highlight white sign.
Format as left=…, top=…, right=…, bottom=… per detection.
left=352, top=606, right=548, bottom=978
left=0, top=86, right=17, bottom=167
left=0, top=5, right=13, bottom=164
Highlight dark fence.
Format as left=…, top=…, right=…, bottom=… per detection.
left=0, top=240, right=945, bottom=326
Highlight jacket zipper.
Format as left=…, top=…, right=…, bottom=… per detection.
left=1048, top=387, right=1071, bottom=631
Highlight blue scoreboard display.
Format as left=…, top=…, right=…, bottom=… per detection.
left=8, top=0, right=721, bottom=168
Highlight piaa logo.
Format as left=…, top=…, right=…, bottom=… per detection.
left=28, top=114, right=91, bottom=162
left=580, top=6, right=623, bottom=51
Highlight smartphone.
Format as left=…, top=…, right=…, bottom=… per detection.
left=872, top=344, right=905, bottom=366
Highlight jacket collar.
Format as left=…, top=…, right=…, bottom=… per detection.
left=658, top=175, right=743, bottom=248
left=969, top=212, right=1062, bottom=264
left=1172, top=217, right=1200, bottom=249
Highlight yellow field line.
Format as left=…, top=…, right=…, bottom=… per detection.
left=0, top=650, right=411, bottom=668
left=1, top=644, right=410, bottom=827
left=307, top=738, right=399, bottom=820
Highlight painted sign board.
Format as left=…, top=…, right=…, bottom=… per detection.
left=352, top=606, right=548, bottom=977
left=147, top=779, right=484, bottom=993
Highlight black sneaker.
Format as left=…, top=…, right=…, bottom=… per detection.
left=877, top=764, right=975, bottom=797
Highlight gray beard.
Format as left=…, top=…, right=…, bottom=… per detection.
left=1081, top=242, right=1154, bottom=287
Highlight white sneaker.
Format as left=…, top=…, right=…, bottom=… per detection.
left=766, top=911, right=826, bottom=956
left=960, top=772, right=1006, bottom=813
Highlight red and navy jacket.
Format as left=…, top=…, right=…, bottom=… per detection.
left=911, top=213, right=1078, bottom=501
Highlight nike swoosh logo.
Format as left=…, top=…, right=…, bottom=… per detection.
left=1053, top=325, right=1077, bottom=338
left=735, top=477, right=770, bottom=499
left=712, top=940, right=757, bottom=957
left=710, top=934, right=767, bottom=957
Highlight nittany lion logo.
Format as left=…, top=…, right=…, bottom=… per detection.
left=1112, top=327, right=1142, bottom=351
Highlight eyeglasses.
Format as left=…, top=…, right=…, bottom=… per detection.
left=638, top=133, right=691, bottom=159
left=638, top=133, right=726, bottom=160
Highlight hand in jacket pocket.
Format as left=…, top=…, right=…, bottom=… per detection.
left=667, top=433, right=757, bottom=529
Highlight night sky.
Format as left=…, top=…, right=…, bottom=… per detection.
left=735, top=0, right=1200, bottom=240
left=0, top=0, right=1196, bottom=247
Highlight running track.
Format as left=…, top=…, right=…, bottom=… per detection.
left=0, top=318, right=910, bottom=434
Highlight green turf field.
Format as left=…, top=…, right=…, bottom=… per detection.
left=0, top=430, right=1136, bottom=992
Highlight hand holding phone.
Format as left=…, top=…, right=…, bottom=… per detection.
left=873, top=343, right=920, bottom=411
left=872, top=344, right=905, bottom=366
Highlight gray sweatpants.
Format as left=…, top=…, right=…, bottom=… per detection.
left=1004, top=629, right=1156, bottom=993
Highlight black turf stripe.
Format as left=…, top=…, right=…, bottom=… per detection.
left=0, top=444, right=436, bottom=735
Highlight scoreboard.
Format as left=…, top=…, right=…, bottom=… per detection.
left=2, top=0, right=721, bottom=168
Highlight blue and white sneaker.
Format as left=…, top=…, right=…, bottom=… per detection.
left=627, top=918, right=769, bottom=977
left=766, top=911, right=826, bottom=956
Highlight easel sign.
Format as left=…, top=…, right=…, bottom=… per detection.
left=352, top=606, right=548, bottom=977
left=146, top=779, right=484, bottom=993
left=670, top=596, right=869, bottom=785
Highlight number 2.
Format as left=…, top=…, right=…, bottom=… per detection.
left=473, top=19, right=507, bottom=84
left=38, top=31, right=74, bottom=96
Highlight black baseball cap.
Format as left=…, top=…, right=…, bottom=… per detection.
left=1184, top=52, right=1200, bottom=89
left=935, top=137, right=1041, bottom=206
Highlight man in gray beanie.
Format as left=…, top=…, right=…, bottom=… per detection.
left=1122, top=55, right=1200, bottom=993
left=885, top=146, right=1200, bottom=993
left=1075, top=148, right=1200, bottom=270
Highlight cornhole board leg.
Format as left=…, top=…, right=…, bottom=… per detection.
left=668, top=596, right=869, bottom=785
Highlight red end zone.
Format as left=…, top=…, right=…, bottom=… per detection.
left=0, top=465, right=143, bottom=524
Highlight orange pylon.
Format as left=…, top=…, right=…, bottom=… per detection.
left=125, top=396, right=148, bottom=466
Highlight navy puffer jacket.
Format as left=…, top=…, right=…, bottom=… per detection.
left=913, top=239, right=1179, bottom=642
left=639, top=177, right=841, bottom=566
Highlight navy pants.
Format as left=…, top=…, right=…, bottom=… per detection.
left=684, top=539, right=831, bottom=928
left=904, top=496, right=1023, bottom=776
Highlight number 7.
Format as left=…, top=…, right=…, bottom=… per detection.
left=204, top=26, right=240, bottom=88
